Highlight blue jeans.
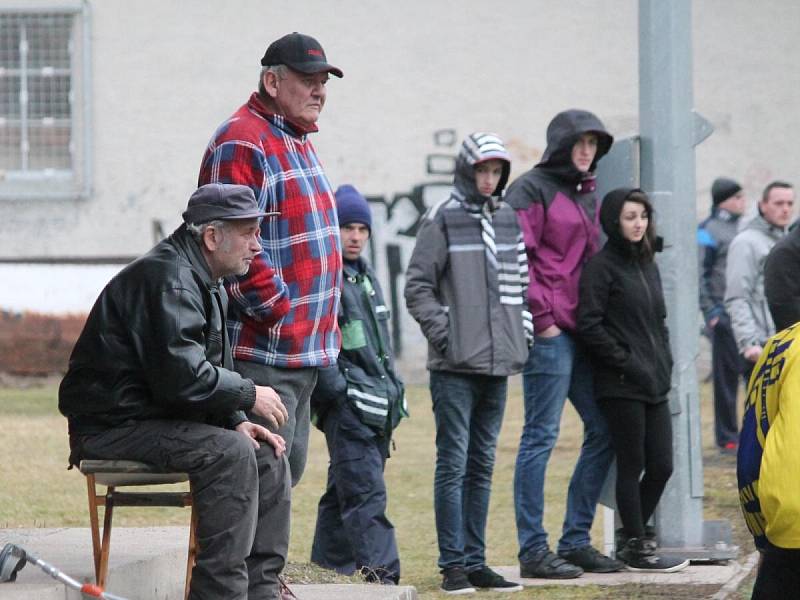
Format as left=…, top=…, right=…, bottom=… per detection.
left=430, top=370, right=508, bottom=572
left=513, top=331, right=614, bottom=559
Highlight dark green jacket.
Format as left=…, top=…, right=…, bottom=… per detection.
left=311, top=258, right=406, bottom=435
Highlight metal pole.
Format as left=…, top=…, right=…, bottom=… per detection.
left=638, top=0, right=735, bottom=560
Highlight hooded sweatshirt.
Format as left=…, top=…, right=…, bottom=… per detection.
left=724, top=215, right=786, bottom=353
left=506, top=109, right=613, bottom=333
left=577, top=188, right=672, bottom=402
left=405, top=133, right=530, bottom=375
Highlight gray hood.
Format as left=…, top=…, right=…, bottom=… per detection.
left=453, top=132, right=512, bottom=202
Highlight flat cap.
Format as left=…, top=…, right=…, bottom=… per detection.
left=182, top=183, right=279, bottom=224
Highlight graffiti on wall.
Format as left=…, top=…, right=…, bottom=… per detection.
left=363, top=129, right=460, bottom=358
left=147, top=130, right=462, bottom=359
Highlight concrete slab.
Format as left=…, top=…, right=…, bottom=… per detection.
left=494, top=561, right=745, bottom=587
left=2, top=527, right=193, bottom=600
left=0, top=528, right=417, bottom=600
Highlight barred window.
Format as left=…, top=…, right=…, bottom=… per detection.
left=0, top=7, right=90, bottom=199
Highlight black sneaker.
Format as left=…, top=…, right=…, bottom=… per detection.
left=618, top=538, right=689, bottom=573
left=615, top=527, right=656, bottom=556
left=519, top=549, right=583, bottom=579
left=559, top=545, right=625, bottom=573
left=615, top=527, right=629, bottom=552
left=467, top=566, right=523, bottom=592
left=643, top=525, right=657, bottom=545
left=441, top=567, right=477, bottom=595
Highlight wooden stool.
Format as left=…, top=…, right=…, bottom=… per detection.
left=79, top=460, right=197, bottom=599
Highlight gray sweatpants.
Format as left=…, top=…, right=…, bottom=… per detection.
left=78, top=420, right=291, bottom=600
left=234, top=362, right=318, bottom=487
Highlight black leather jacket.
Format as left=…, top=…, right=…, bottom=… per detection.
left=59, top=225, right=256, bottom=436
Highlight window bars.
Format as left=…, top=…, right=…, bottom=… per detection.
left=0, top=8, right=89, bottom=198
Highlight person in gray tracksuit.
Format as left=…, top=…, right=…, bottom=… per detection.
left=309, top=185, right=406, bottom=584
left=405, top=132, right=530, bottom=594
left=724, top=181, right=795, bottom=383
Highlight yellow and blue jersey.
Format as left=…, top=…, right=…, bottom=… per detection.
left=738, top=324, right=800, bottom=549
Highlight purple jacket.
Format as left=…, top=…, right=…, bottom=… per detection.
left=505, top=109, right=612, bottom=333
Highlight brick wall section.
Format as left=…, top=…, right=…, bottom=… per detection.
left=0, top=312, right=86, bottom=375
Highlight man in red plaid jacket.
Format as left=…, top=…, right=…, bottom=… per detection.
left=199, top=32, right=343, bottom=490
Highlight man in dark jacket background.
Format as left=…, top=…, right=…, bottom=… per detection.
left=59, top=184, right=292, bottom=600
left=309, top=185, right=406, bottom=584
left=697, top=177, right=747, bottom=454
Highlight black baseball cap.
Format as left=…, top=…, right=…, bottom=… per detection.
left=260, top=32, right=343, bottom=78
left=182, top=184, right=279, bottom=224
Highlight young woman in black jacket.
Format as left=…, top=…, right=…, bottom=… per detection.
left=577, top=188, right=688, bottom=572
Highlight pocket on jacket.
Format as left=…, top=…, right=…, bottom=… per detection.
left=623, top=354, right=658, bottom=396
left=344, top=369, right=389, bottom=429
left=431, top=308, right=450, bottom=355
left=446, top=304, right=489, bottom=369
left=341, top=319, right=367, bottom=350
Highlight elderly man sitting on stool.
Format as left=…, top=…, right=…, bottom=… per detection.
left=59, top=183, right=292, bottom=600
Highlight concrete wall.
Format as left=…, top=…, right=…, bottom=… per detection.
left=2, top=0, right=798, bottom=361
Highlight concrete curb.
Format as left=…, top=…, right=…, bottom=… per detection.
left=0, top=528, right=417, bottom=600
left=710, top=551, right=759, bottom=600
left=493, top=561, right=747, bottom=588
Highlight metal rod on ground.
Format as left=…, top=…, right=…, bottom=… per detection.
left=0, top=543, right=129, bottom=600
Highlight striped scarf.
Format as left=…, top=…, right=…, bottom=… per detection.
left=457, top=194, right=531, bottom=306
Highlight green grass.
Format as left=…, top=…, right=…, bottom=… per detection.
left=0, top=379, right=754, bottom=598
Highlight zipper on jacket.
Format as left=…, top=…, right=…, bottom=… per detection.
left=359, top=273, right=396, bottom=437
left=636, top=265, right=660, bottom=361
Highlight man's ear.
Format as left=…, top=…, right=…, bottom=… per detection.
left=263, top=70, right=279, bottom=99
left=202, top=225, right=220, bottom=252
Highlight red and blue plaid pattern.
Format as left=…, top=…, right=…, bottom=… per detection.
left=198, top=92, right=342, bottom=368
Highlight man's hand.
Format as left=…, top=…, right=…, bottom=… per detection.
left=538, top=324, right=562, bottom=338
left=252, top=385, right=288, bottom=429
left=235, top=421, right=287, bottom=457
left=744, top=345, right=763, bottom=363
left=707, top=316, right=720, bottom=329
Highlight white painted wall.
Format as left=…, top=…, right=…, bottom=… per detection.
left=2, top=0, right=798, bottom=360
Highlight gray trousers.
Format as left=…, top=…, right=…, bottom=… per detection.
left=234, top=361, right=318, bottom=487
left=77, top=420, right=291, bottom=600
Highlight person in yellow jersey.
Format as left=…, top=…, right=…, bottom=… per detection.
left=737, top=323, right=800, bottom=599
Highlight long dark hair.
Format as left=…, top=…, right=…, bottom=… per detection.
left=623, top=190, right=657, bottom=263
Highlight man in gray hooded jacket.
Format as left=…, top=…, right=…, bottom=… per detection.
left=405, top=132, right=529, bottom=594
left=725, top=181, right=794, bottom=381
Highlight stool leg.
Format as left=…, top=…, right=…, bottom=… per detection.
left=85, top=475, right=102, bottom=582
left=99, top=487, right=115, bottom=589
left=185, top=495, right=198, bottom=600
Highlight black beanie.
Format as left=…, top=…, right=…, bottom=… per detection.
left=711, top=177, right=742, bottom=205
